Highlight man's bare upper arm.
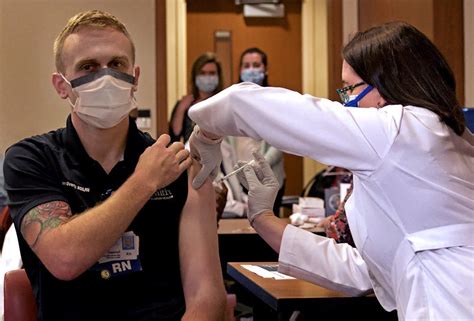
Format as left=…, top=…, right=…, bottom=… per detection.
left=21, top=200, right=72, bottom=249
left=178, top=178, right=225, bottom=319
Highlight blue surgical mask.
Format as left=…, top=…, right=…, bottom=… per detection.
left=344, top=85, right=374, bottom=107
left=240, top=68, right=265, bottom=85
left=195, top=75, right=219, bottom=93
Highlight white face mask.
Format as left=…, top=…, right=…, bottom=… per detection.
left=195, top=75, right=219, bottom=93
left=62, top=68, right=137, bottom=129
left=240, top=68, right=265, bottom=85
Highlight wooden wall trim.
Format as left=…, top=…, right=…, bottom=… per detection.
left=327, top=0, right=343, bottom=102
left=465, top=0, right=474, bottom=106
left=155, top=0, right=168, bottom=135
left=433, top=0, right=465, bottom=105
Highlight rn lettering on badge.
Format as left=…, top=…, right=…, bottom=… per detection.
left=112, top=260, right=132, bottom=273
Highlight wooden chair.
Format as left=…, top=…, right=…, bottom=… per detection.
left=4, top=269, right=37, bottom=321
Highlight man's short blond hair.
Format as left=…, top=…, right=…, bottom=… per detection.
left=53, top=10, right=135, bottom=73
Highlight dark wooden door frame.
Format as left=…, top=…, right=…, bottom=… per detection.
left=155, top=0, right=168, bottom=136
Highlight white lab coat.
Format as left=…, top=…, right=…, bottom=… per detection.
left=189, top=83, right=474, bottom=321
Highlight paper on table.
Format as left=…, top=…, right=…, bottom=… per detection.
left=241, top=264, right=295, bottom=280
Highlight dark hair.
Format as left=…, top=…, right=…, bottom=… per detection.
left=191, top=52, right=224, bottom=99
left=238, top=47, right=269, bottom=86
left=343, top=21, right=465, bottom=135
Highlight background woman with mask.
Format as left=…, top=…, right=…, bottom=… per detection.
left=188, top=22, right=473, bottom=320
left=224, top=47, right=286, bottom=215
left=239, top=47, right=268, bottom=86
left=169, top=52, right=223, bottom=143
left=169, top=52, right=229, bottom=222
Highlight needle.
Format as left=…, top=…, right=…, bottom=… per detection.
left=218, top=160, right=255, bottom=182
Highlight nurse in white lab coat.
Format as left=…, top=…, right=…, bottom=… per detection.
left=187, top=21, right=474, bottom=321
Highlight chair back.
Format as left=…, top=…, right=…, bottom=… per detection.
left=4, top=269, right=37, bottom=321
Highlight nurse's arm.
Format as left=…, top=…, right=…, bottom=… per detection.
left=278, top=224, right=373, bottom=296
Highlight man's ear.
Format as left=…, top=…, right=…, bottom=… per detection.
left=132, top=66, right=140, bottom=93
left=52, top=73, right=69, bottom=99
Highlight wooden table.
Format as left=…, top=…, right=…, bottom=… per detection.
left=227, top=262, right=397, bottom=321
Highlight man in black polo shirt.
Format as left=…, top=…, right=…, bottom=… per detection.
left=3, top=10, right=225, bottom=321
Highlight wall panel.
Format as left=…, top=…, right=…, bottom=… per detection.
left=358, top=0, right=464, bottom=104
left=433, top=0, right=464, bottom=104
left=0, top=0, right=156, bottom=153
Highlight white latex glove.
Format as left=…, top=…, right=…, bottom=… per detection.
left=188, top=125, right=223, bottom=189
left=234, top=160, right=264, bottom=191
left=238, top=151, right=280, bottom=225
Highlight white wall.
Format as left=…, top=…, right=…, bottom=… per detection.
left=0, top=0, right=156, bottom=154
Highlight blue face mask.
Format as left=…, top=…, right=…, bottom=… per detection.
left=240, top=68, right=265, bottom=85
left=344, top=85, right=374, bottom=107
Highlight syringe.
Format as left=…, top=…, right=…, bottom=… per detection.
left=218, top=160, right=255, bottom=182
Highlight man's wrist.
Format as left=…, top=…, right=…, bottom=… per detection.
left=129, top=171, right=158, bottom=196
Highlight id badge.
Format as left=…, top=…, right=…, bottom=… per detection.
left=92, top=231, right=142, bottom=279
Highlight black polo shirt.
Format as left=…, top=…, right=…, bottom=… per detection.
left=4, top=116, right=188, bottom=321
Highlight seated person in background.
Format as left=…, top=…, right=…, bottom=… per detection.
left=3, top=10, right=225, bottom=321
left=217, top=138, right=249, bottom=218
left=233, top=47, right=286, bottom=215
left=169, top=52, right=224, bottom=143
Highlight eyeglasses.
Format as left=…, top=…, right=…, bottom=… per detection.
left=336, top=81, right=366, bottom=104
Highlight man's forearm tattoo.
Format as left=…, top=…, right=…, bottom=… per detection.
left=21, top=201, right=72, bottom=247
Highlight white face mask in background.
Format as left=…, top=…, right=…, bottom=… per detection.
left=195, top=75, right=219, bottom=93
left=240, top=68, right=265, bottom=85
left=62, top=68, right=137, bottom=129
